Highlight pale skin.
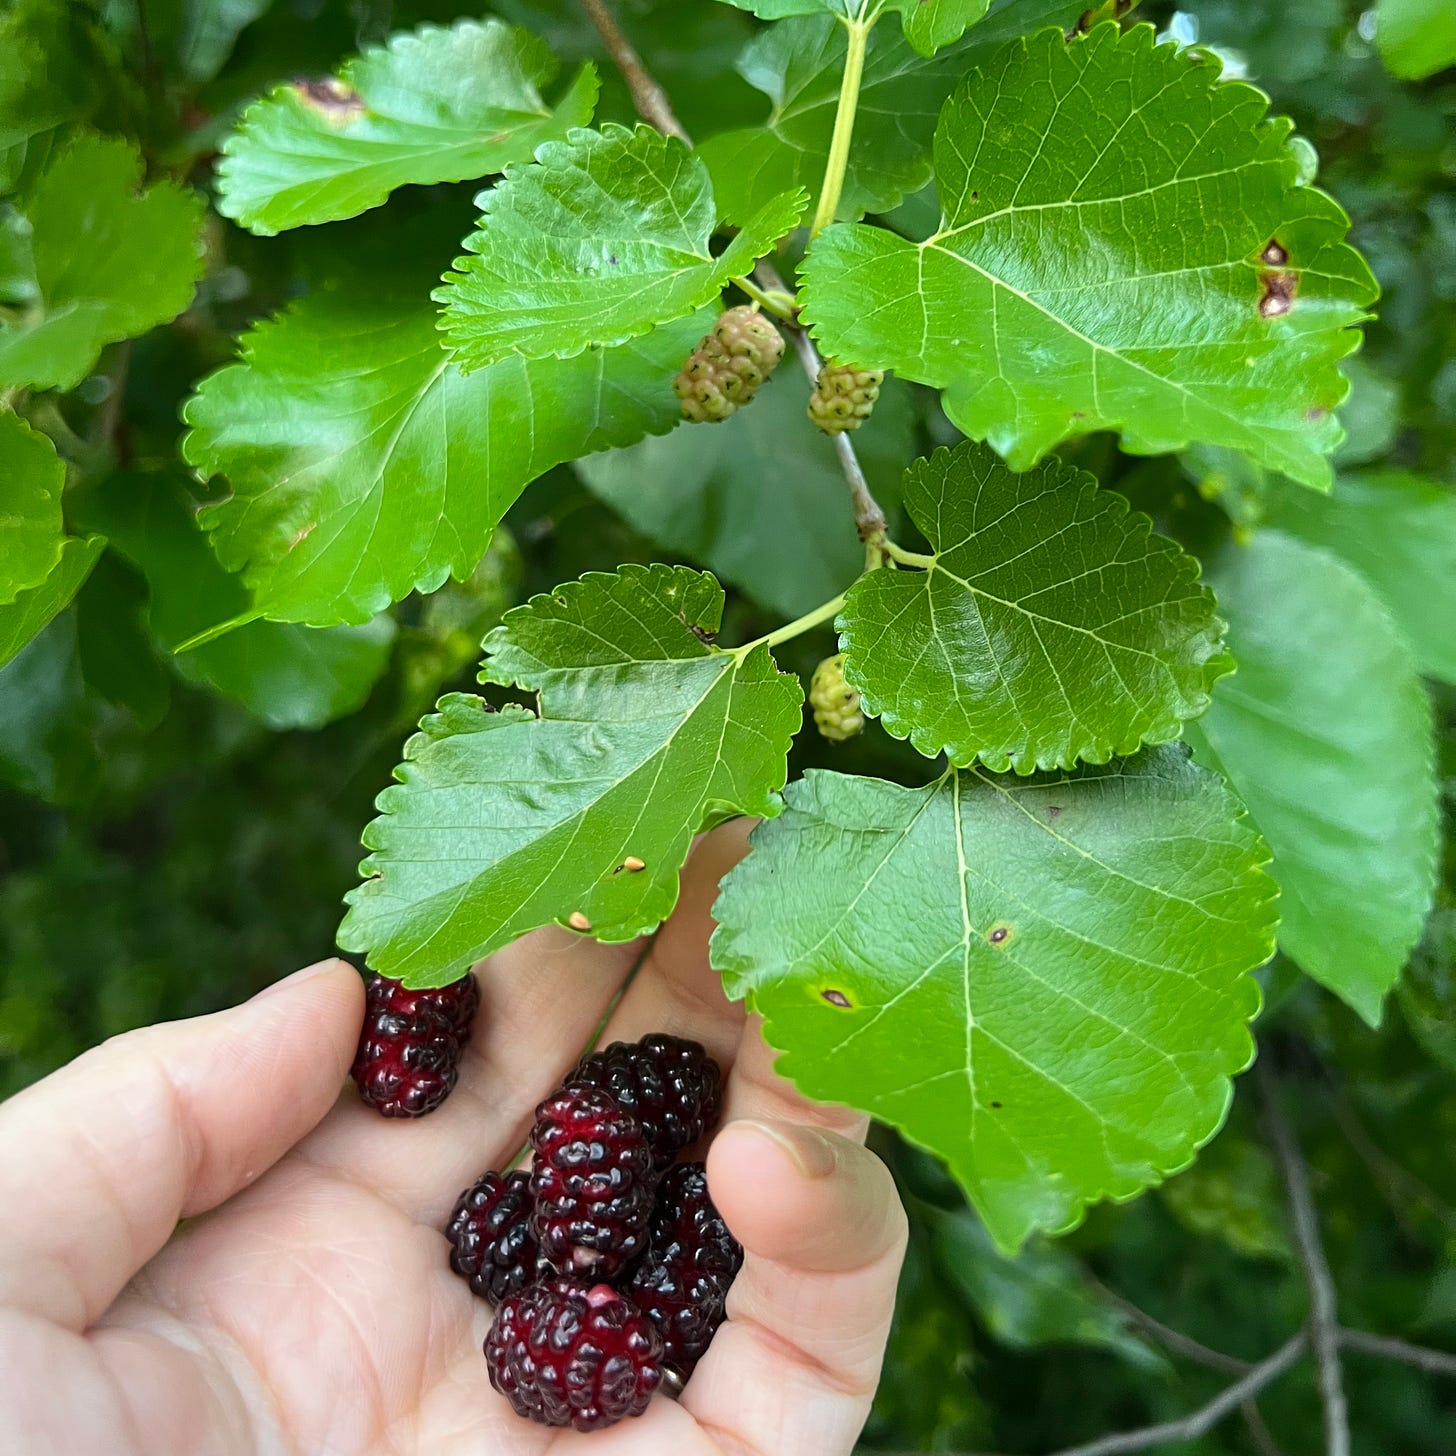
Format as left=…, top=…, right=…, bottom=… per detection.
left=0, top=824, right=907, bottom=1456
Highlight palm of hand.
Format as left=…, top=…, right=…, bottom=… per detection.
left=7, top=829, right=904, bottom=1456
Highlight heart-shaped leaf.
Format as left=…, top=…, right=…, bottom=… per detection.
left=711, top=746, right=1277, bottom=1250
left=840, top=442, right=1229, bottom=772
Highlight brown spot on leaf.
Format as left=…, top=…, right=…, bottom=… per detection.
left=987, top=923, right=1013, bottom=946
left=293, top=76, right=365, bottom=121
left=1046, top=805, right=1063, bottom=819
left=689, top=621, right=718, bottom=646
left=821, top=989, right=852, bottom=1008
left=1259, top=271, right=1297, bottom=318
left=991, top=1100, right=1003, bottom=1109
left=1260, top=238, right=1289, bottom=266
left=1306, top=406, right=1328, bottom=422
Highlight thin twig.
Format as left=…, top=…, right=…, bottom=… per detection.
left=1046, top=1333, right=1308, bottom=1456
left=1258, top=1059, right=1350, bottom=1456
left=1340, top=1327, right=1456, bottom=1379
left=1086, top=1276, right=1251, bottom=1376
left=756, top=258, right=888, bottom=542
left=1242, top=1401, right=1286, bottom=1456
left=578, top=0, right=690, bottom=142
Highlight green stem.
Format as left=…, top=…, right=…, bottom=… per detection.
left=882, top=539, right=936, bottom=570
left=810, top=16, right=871, bottom=237
left=732, top=594, right=845, bottom=657
left=732, top=274, right=798, bottom=321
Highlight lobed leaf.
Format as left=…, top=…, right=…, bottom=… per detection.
left=339, top=565, right=803, bottom=985
left=182, top=291, right=706, bottom=626
left=799, top=23, right=1378, bottom=488
left=1185, top=532, right=1439, bottom=1026
left=0, top=135, right=206, bottom=391
left=0, top=411, right=65, bottom=604
left=840, top=442, right=1230, bottom=773
left=711, top=745, right=1277, bottom=1250
left=216, top=20, right=598, bottom=235
left=435, top=124, right=805, bottom=370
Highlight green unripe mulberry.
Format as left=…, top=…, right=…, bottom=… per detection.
left=808, top=362, right=882, bottom=434
left=673, top=306, right=786, bottom=422
left=810, top=653, right=865, bottom=743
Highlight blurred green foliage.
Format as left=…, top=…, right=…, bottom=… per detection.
left=1, top=0, right=1454, bottom=1451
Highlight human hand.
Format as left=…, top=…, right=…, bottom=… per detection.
left=0, top=824, right=907, bottom=1455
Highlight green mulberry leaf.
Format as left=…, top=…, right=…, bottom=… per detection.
left=0, top=535, right=105, bottom=670
left=0, top=135, right=205, bottom=391
left=0, top=0, right=107, bottom=193
left=435, top=124, right=805, bottom=371
left=714, top=0, right=990, bottom=55
left=75, top=473, right=395, bottom=731
left=799, top=24, right=1378, bottom=489
left=1184, top=533, right=1439, bottom=1026
left=0, top=411, right=64, bottom=604
left=216, top=20, right=598, bottom=235
left=1374, top=0, right=1456, bottom=80
left=339, top=565, right=803, bottom=986
left=700, top=1, right=1081, bottom=226
left=1264, top=470, right=1456, bottom=685
left=182, top=291, right=705, bottom=626
left=840, top=442, right=1229, bottom=773
left=710, top=746, right=1277, bottom=1251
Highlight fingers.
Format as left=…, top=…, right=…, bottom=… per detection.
left=683, top=1120, right=907, bottom=1456
left=0, top=958, right=362, bottom=1331
left=591, top=822, right=755, bottom=1069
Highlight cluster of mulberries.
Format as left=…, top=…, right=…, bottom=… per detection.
left=445, top=1033, right=740, bottom=1432
left=673, top=305, right=785, bottom=422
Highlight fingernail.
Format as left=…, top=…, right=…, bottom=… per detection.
left=737, top=1119, right=839, bottom=1179
left=254, top=958, right=352, bottom=1002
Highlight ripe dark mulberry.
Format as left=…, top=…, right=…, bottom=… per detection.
left=530, top=1085, right=656, bottom=1279
left=570, top=1033, right=724, bottom=1168
left=445, top=1169, right=539, bottom=1303
left=350, top=972, right=479, bottom=1117
left=485, top=1279, right=664, bottom=1431
left=630, top=1161, right=742, bottom=1373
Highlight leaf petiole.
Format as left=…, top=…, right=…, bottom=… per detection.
left=730, top=593, right=845, bottom=657
left=881, top=538, right=936, bottom=570
left=731, top=273, right=799, bottom=321
left=809, top=14, right=872, bottom=237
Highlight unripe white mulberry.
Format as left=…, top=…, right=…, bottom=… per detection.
left=810, top=653, right=865, bottom=743
left=673, top=306, right=786, bottom=423
left=808, top=362, right=882, bottom=434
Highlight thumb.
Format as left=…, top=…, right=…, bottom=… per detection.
left=682, top=1118, right=907, bottom=1456
left=0, top=958, right=362, bottom=1330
